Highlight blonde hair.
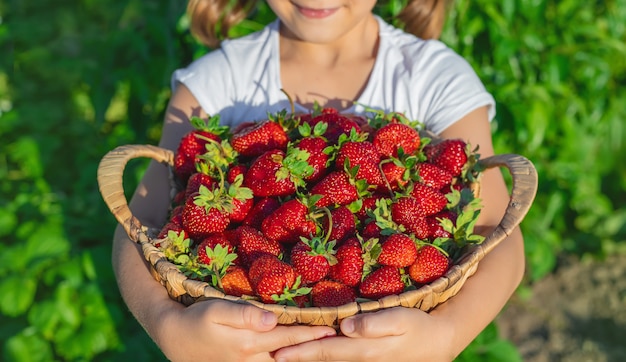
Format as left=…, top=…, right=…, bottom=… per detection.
left=187, top=0, right=257, bottom=48
left=186, top=0, right=447, bottom=47
left=396, top=0, right=448, bottom=40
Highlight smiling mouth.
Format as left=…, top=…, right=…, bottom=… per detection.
left=295, top=5, right=339, bottom=19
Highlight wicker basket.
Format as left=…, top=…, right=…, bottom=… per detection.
left=97, top=143, right=538, bottom=327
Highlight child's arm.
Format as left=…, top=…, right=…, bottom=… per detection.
left=111, top=84, right=336, bottom=361
left=273, top=106, right=526, bottom=362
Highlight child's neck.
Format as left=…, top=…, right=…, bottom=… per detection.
left=278, top=16, right=380, bottom=111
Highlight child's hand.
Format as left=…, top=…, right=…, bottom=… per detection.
left=272, top=307, right=454, bottom=362
left=156, top=299, right=337, bottom=362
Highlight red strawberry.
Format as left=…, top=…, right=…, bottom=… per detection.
left=157, top=221, right=185, bottom=240
left=174, top=115, right=226, bottom=182
left=231, top=119, right=289, bottom=158
left=173, top=190, right=187, bottom=205
left=310, top=171, right=359, bottom=208
left=335, top=141, right=385, bottom=186
left=196, top=234, right=235, bottom=265
left=181, top=188, right=231, bottom=240
left=440, top=182, right=465, bottom=195
left=234, top=225, right=282, bottom=266
left=306, top=112, right=361, bottom=144
left=321, top=206, right=356, bottom=244
left=329, top=237, right=364, bottom=287
left=226, top=164, right=248, bottom=184
left=401, top=218, right=430, bottom=240
left=231, top=121, right=256, bottom=135
left=379, top=160, right=408, bottom=192
left=169, top=205, right=184, bottom=222
left=229, top=198, right=253, bottom=223
left=424, top=210, right=457, bottom=240
left=261, top=198, right=316, bottom=244
left=390, top=196, right=427, bottom=223
left=185, top=172, right=217, bottom=199
left=425, top=139, right=468, bottom=176
left=221, top=265, right=254, bottom=297
left=290, top=236, right=337, bottom=285
left=408, top=245, right=450, bottom=284
left=355, top=194, right=386, bottom=222
left=244, top=147, right=313, bottom=197
left=390, top=197, right=437, bottom=239
left=321, top=107, right=339, bottom=115
left=188, top=235, right=238, bottom=285
left=373, top=123, right=420, bottom=157
left=361, top=221, right=383, bottom=239
left=409, top=184, right=448, bottom=215
left=296, top=136, right=329, bottom=183
left=227, top=174, right=254, bottom=223
left=242, top=197, right=281, bottom=229
left=292, top=294, right=311, bottom=308
left=244, top=149, right=295, bottom=197
left=221, top=228, right=241, bottom=247
left=248, top=254, right=279, bottom=285
left=358, top=266, right=405, bottom=300
left=378, top=233, right=418, bottom=267
left=182, top=170, right=253, bottom=240
left=422, top=142, right=438, bottom=161
left=334, top=140, right=379, bottom=170
left=248, top=254, right=298, bottom=303
left=311, top=280, right=357, bottom=307
left=157, top=207, right=185, bottom=240
left=416, top=163, right=454, bottom=190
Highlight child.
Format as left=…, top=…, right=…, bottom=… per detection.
left=112, top=0, right=525, bottom=360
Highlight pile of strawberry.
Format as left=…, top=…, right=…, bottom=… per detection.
left=156, top=106, right=485, bottom=308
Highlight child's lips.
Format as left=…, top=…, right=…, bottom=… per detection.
left=296, top=5, right=339, bottom=19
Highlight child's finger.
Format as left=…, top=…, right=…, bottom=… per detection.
left=341, top=308, right=411, bottom=338
left=259, top=325, right=337, bottom=353
left=208, top=301, right=278, bottom=331
left=207, top=301, right=337, bottom=352
left=273, top=335, right=379, bottom=362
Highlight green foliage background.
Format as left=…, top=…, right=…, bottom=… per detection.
left=1, top=0, right=624, bottom=360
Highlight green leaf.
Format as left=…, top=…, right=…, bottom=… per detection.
left=27, top=300, right=61, bottom=340
left=484, top=340, right=524, bottom=362
left=7, top=137, right=43, bottom=179
left=25, top=221, right=71, bottom=276
left=457, top=322, right=523, bottom=362
left=525, top=233, right=558, bottom=281
left=4, top=329, right=54, bottom=362
left=81, top=251, right=97, bottom=281
left=0, top=275, right=37, bottom=316
left=54, top=282, right=81, bottom=328
left=0, top=208, right=17, bottom=237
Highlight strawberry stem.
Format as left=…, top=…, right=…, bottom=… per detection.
left=280, top=88, right=296, bottom=117
left=320, top=207, right=333, bottom=244
left=212, top=263, right=224, bottom=290
left=378, top=158, right=397, bottom=200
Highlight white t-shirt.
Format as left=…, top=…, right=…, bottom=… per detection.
left=172, top=17, right=495, bottom=135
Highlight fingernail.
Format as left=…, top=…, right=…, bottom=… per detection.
left=342, top=318, right=355, bottom=334
left=262, top=311, right=276, bottom=326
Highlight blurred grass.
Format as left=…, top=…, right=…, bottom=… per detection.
left=1, top=0, right=624, bottom=360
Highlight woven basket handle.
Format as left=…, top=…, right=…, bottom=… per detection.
left=97, top=144, right=175, bottom=244
left=474, top=153, right=538, bottom=258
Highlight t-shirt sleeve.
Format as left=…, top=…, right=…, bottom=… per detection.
left=416, top=43, right=496, bottom=135
left=170, top=50, right=234, bottom=116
